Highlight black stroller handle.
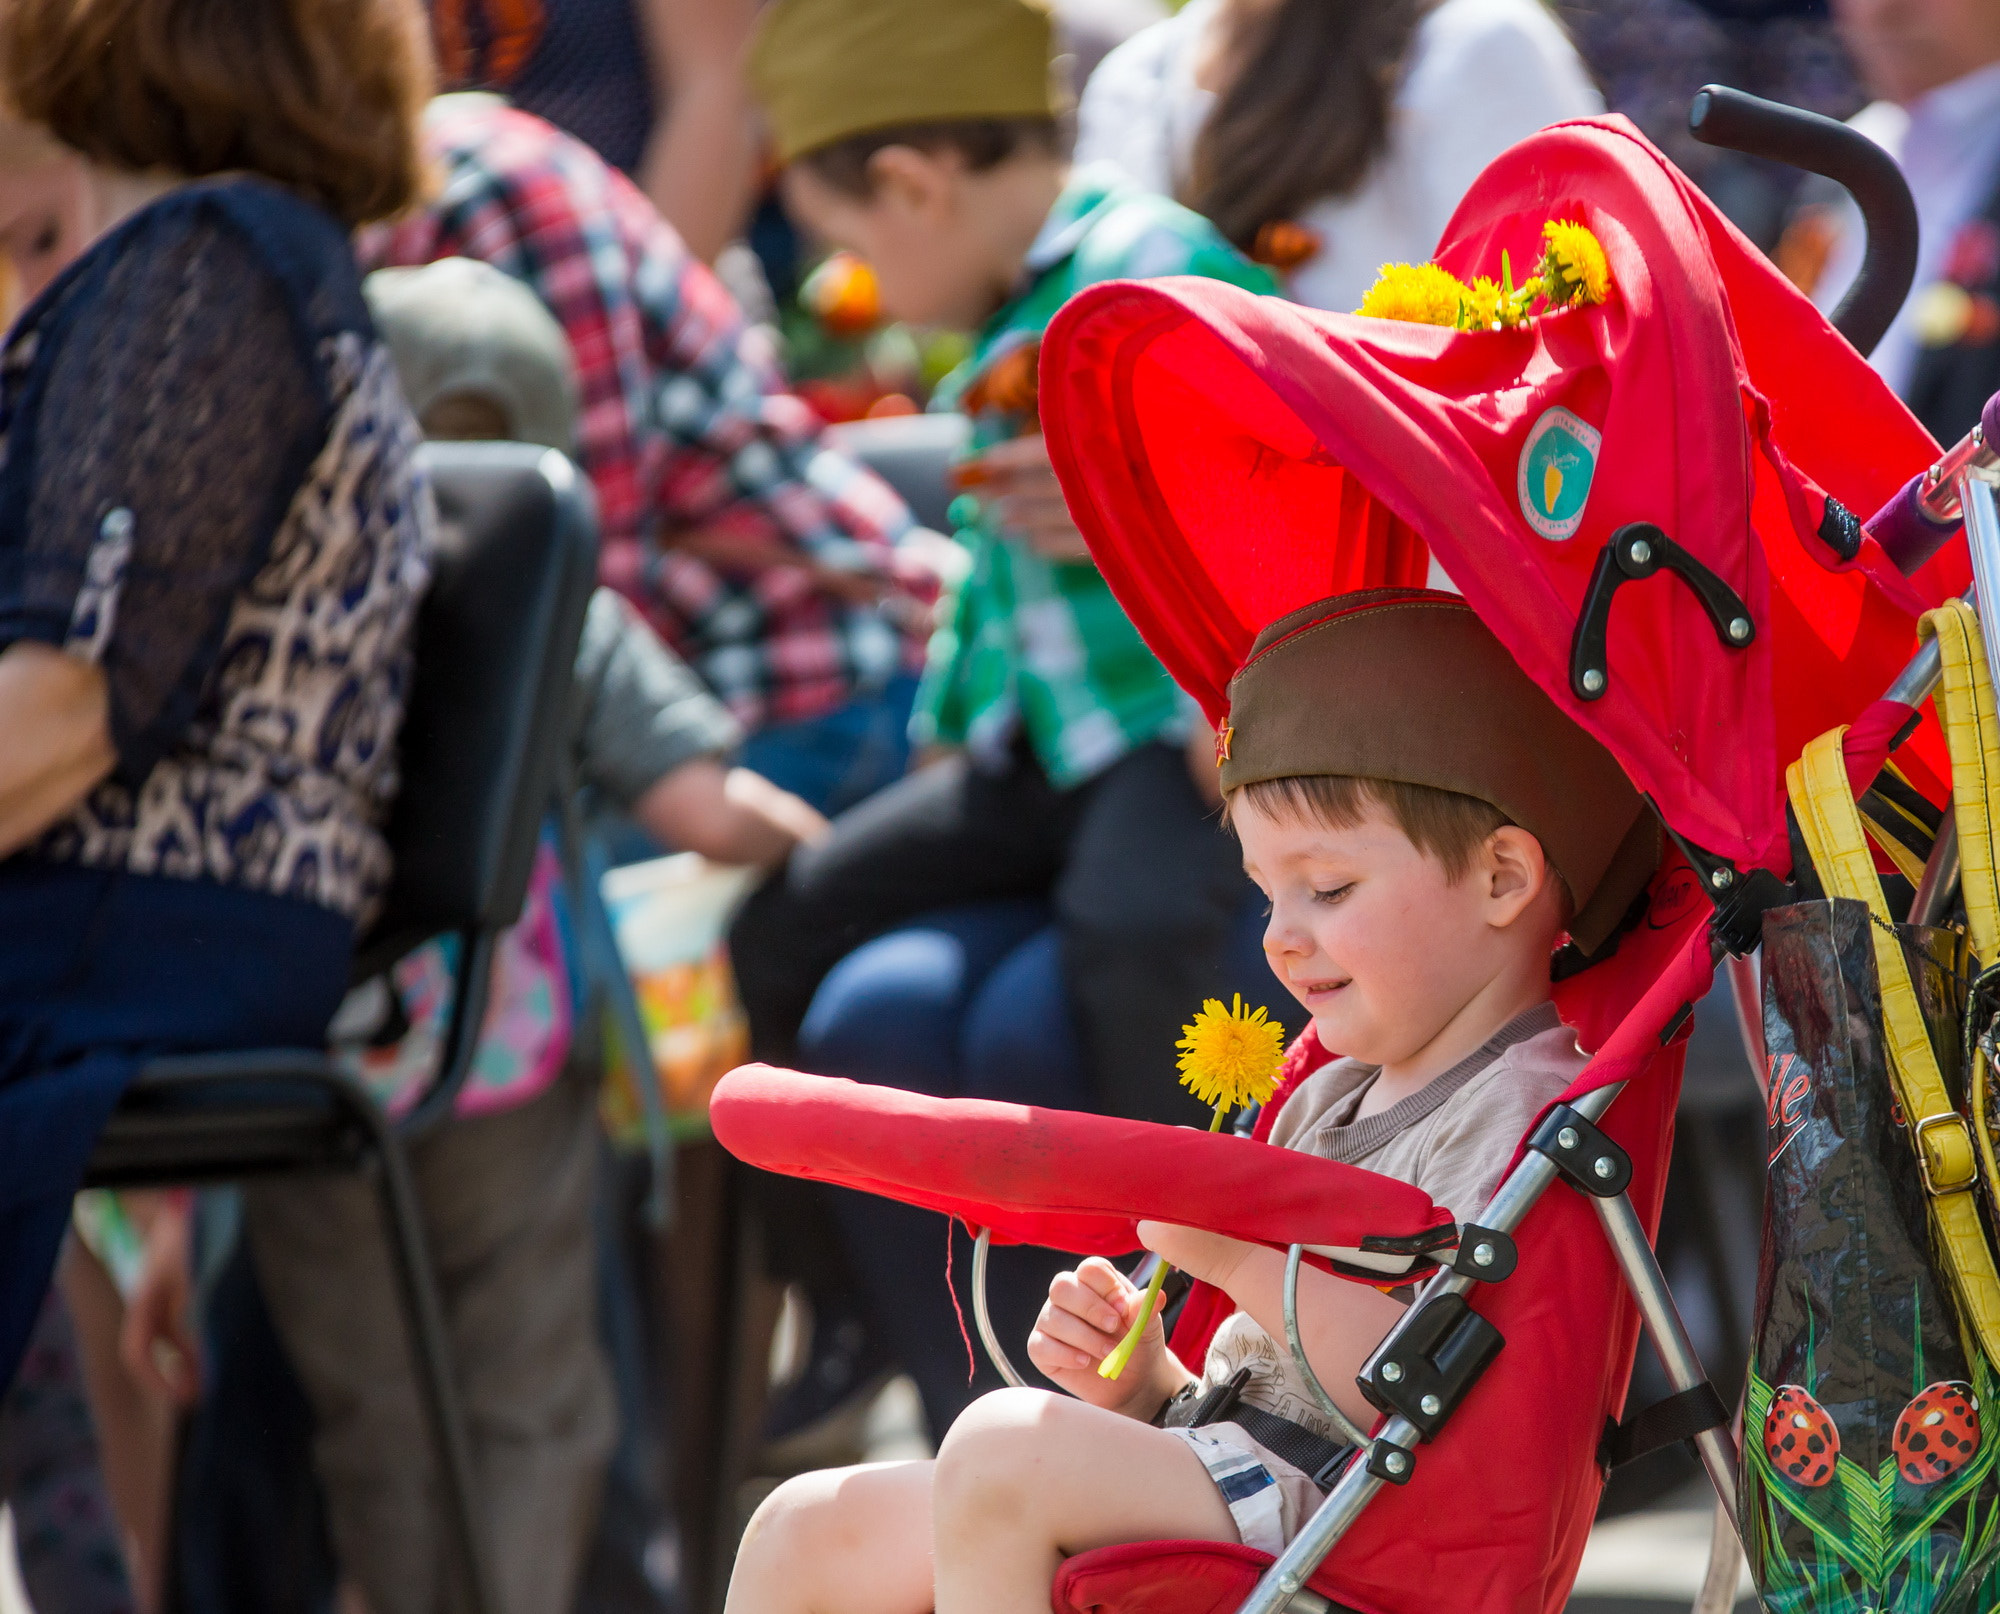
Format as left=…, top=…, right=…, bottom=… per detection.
left=1688, top=85, right=1918, bottom=360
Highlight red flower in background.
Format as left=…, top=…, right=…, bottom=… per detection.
left=432, top=0, right=547, bottom=89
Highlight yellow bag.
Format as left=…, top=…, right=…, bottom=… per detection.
left=1786, top=598, right=2000, bottom=1363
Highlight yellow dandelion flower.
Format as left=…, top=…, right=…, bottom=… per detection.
left=1176, top=994, right=1287, bottom=1117
left=1356, top=262, right=1470, bottom=328
left=1100, top=994, right=1287, bottom=1384
left=1461, top=276, right=1506, bottom=330
left=1539, top=220, right=1611, bottom=307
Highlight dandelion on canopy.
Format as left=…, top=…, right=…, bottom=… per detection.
left=1356, top=220, right=1612, bottom=331
left=1540, top=219, right=1611, bottom=307
left=1355, top=262, right=1469, bottom=328
left=1462, top=276, right=1508, bottom=331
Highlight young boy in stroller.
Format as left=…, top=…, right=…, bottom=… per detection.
left=725, top=591, right=1657, bottom=1614
left=715, top=99, right=1967, bottom=1614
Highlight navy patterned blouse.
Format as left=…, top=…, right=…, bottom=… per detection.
left=0, top=179, right=433, bottom=922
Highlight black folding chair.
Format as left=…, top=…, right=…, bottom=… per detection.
left=84, top=441, right=599, bottom=1614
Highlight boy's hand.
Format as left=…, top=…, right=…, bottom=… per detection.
left=1027, top=1257, right=1188, bottom=1417
left=975, top=435, right=1094, bottom=562
left=119, top=1194, right=201, bottom=1406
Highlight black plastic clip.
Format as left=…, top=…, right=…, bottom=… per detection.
left=1527, top=1105, right=1632, bottom=1198
left=1818, top=496, right=1863, bottom=562
left=1450, top=1224, right=1518, bottom=1282
left=1358, top=1292, right=1505, bottom=1440
left=1365, top=1438, right=1416, bottom=1485
left=1570, top=523, right=1755, bottom=702
left=1658, top=812, right=1793, bottom=959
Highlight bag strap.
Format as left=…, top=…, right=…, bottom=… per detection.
left=1858, top=759, right=1943, bottom=888
left=1787, top=728, right=2000, bottom=1362
left=1923, top=601, right=2000, bottom=1287
left=1927, top=599, right=2000, bottom=959
left=1598, top=1381, right=1731, bottom=1472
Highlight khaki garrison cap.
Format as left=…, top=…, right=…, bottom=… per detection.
left=1221, top=589, right=1659, bottom=954
left=750, top=0, right=1060, bottom=164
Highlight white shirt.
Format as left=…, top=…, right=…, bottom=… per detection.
left=1814, top=59, right=2000, bottom=399
left=1073, top=0, right=1603, bottom=313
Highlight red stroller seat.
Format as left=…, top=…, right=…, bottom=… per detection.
left=714, top=113, right=1967, bottom=1614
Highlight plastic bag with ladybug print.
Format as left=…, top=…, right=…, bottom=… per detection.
left=1746, top=897, right=2000, bottom=1614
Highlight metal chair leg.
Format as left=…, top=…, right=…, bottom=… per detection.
left=353, top=1093, right=499, bottom=1614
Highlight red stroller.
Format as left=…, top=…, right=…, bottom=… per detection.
left=715, top=95, right=1989, bottom=1614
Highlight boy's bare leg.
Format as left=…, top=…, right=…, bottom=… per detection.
left=933, top=1388, right=1238, bottom=1614
left=726, top=1390, right=1237, bottom=1614
left=728, top=1461, right=938, bottom=1614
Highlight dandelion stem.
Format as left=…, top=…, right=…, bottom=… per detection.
left=1100, top=1103, right=1229, bottom=1381
left=1099, top=1260, right=1169, bottom=1381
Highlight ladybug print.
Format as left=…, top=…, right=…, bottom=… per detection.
left=1893, top=1381, right=1981, bottom=1485
left=1764, top=1385, right=1840, bottom=1486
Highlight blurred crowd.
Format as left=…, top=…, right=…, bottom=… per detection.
left=0, top=0, right=1993, bottom=1611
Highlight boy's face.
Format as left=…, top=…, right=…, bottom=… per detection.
left=1235, top=794, right=1554, bottom=1069
left=782, top=149, right=1006, bottom=331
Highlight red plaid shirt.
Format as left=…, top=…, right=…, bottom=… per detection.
left=364, top=99, right=933, bottom=728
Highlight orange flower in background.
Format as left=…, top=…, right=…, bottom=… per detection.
left=1251, top=219, right=1322, bottom=273
left=801, top=251, right=882, bottom=338
left=432, top=0, right=547, bottom=88
left=963, top=337, right=1040, bottom=418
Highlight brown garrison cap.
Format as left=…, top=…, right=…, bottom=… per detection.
left=1221, top=589, right=1658, bottom=954
left=749, top=0, right=1060, bottom=164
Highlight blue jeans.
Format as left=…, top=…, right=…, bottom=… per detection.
left=737, top=675, right=918, bottom=816
left=792, top=893, right=1283, bottom=1438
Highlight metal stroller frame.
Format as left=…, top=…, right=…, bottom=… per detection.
left=947, top=85, right=1990, bottom=1614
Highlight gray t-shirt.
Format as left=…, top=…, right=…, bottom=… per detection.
left=1198, top=1003, right=1586, bottom=1441
left=570, top=587, right=740, bottom=808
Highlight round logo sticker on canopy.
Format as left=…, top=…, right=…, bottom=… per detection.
left=1518, top=406, right=1601, bottom=540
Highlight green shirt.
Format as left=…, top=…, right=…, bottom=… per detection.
left=913, top=165, right=1277, bottom=789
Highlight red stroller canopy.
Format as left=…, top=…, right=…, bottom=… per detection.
left=1040, top=115, right=1957, bottom=876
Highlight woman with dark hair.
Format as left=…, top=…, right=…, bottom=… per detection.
left=1076, top=0, right=1601, bottom=312
left=0, top=0, right=436, bottom=1390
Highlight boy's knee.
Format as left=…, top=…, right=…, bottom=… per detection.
left=738, top=1468, right=851, bottom=1570
left=934, top=1387, right=1076, bottom=1520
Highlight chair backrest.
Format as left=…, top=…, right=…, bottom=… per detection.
left=358, top=441, right=598, bottom=970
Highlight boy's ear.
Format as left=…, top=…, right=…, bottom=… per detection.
left=865, top=144, right=961, bottom=219
left=1482, top=825, right=1551, bottom=927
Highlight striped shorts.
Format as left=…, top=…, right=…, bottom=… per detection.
left=1163, top=1422, right=1326, bottom=1556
